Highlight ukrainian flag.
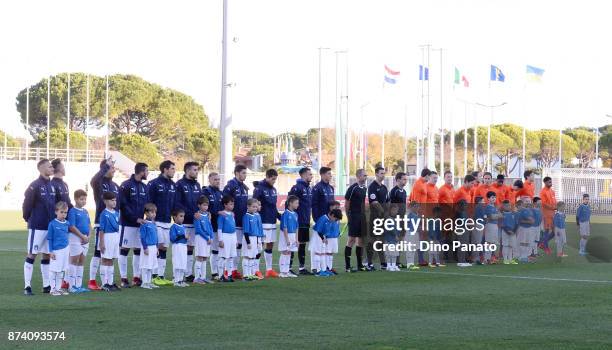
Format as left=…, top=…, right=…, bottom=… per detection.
left=526, top=65, right=545, bottom=82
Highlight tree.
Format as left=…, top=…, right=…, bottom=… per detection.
left=185, top=129, right=220, bottom=169
left=492, top=124, right=539, bottom=175
left=249, top=143, right=275, bottom=169
left=16, top=73, right=210, bottom=150
left=110, top=134, right=161, bottom=166
left=32, top=127, right=87, bottom=149
left=532, top=130, right=578, bottom=168
left=566, top=127, right=596, bottom=168
left=0, top=130, right=20, bottom=147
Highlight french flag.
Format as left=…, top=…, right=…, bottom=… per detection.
left=384, top=65, right=400, bottom=84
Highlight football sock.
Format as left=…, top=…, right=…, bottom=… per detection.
left=119, top=252, right=128, bottom=279
left=211, top=251, right=219, bottom=275
left=24, top=257, right=34, bottom=288
left=41, top=259, right=50, bottom=287
left=186, top=250, right=194, bottom=276
left=356, top=246, right=363, bottom=268
left=76, top=266, right=84, bottom=288
left=132, top=249, right=141, bottom=278
left=344, top=246, right=352, bottom=269
left=264, top=249, right=273, bottom=271
left=195, top=260, right=203, bottom=280
left=90, top=255, right=100, bottom=281
left=298, top=243, right=306, bottom=268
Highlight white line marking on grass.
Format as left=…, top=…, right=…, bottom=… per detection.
left=411, top=270, right=612, bottom=284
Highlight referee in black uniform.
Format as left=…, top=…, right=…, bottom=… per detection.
left=389, top=172, right=408, bottom=268
left=367, top=166, right=389, bottom=270
left=344, top=169, right=368, bottom=272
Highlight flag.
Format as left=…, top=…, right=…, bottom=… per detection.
left=526, top=65, right=545, bottom=82
left=419, top=65, right=429, bottom=81
left=490, top=65, right=505, bottom=82
left=454, top=67, right=469, bottom=87
left=384, top=65, right=400, bottom=84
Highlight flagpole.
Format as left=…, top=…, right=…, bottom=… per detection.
left=473, top=104, right=477, bottom=171
left=522, top=84, right=526, bottom=175
left=434, top=48, right=444, bottom=177
left=403, top=104, right=408, bottom=173
left=344, top=51, right=350, bottom=190
left=450, top=98, right=455, bottom=181
left=317, top=47, right=330, bottom=169
left=66, top=73, right=71, bottom=161
left=381, top=128, right=385, bottom=168
left=464, top=101, right=468, bottom=177
left=86, top=75, right=90, bottom=162
left=426, top=45, right=434, bottom=171
left=105, top=75, right=109, bottom=155
left=26, top=86, right=30, bottom=160
left=418, top=46, right=424, bottom=176
left=47, top=76, right=51, bottom=159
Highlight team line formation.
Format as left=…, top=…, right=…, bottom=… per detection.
left=21, top=158, right=592, bottom=296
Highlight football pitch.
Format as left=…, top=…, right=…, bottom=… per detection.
left=1, top=211, right=612, bottom=349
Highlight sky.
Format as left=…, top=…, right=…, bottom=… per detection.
left=1, top=0, right=611, bottom=140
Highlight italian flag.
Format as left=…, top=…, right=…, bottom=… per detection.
left=454, top=67, right=469, bottom=87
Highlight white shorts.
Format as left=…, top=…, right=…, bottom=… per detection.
left=517, top=227, right=530, bottom=245
left=484, top=223, right=499, bottom=244
left=69, top=234, right=89, bottom=257
left=195, top=235, right=211, bottom=258
left=119, top=226, right=142, bottom=249
left=172, top=243, right=187, bottom=270
left=324, top=237, right=339, bottom=254
left=263, top=224, right=276, bottom=243
left=27, top=229, right=49, bottom=255
left=579, top=222, right=590, bottom=236
left=236, top=227, right=244, bottom=245
left=218, top=233, right=237, bottom=259
left=309, top=232, right=324, bottom=254
left=278, top=232, right=298, bottom=252
left=502, top=232, right=517, bottom=248
left=242, top=236, right=262, bottom=258
left=99, top=233, right=120, bottom=259
left=555, top=227, right=567, bottom=246
left=185, top=226, right=195, bottom=246
left=50, top=246, right=69, bottom=273
left=155, top=222, right=171, bottom=248
left=140, top=245, right=158, bottom=270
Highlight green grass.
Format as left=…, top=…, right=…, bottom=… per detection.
left=1, top=211, right=612, bottom=349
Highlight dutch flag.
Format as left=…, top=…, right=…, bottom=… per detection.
left=384, top=65, right=400, bottom=84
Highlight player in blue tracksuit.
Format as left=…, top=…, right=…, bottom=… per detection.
left=118, top=162, right=149, bottom=288
left=202, top=172, right=224, bottom=279
left=22, top=159, right=56, bottom=295
left=147, top=160, right=176, bottom=283
left=288, top=167, right=313, bottom=274
left=174, top=161, right=202, bottom=281
left=253, top=169, right=282, bottom=276
left=311, top=167, right=335, bottom=222
left=50, top=159, right=72, bottom=209
left=222, top=165, right=249, bottom=279
left=88, top=158, right=120, bottom=290
left=576, top=194, right=591, bottom=255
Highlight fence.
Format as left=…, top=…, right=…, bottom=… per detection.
left=543, top=168, right=612, bottom=215
left=0, top=146, right=106, bottom=163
